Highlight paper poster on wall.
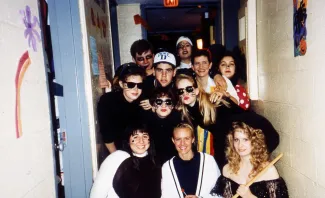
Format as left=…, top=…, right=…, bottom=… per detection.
left=293, top=0, right=307, bottom=56
left=90, top=36, right=99, bottom=75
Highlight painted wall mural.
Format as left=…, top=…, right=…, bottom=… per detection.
left=20, top=6, right=41, bottom=52
left=293, top=0, right=307, bottom=56
left=15, top=51, right=31, bottom=138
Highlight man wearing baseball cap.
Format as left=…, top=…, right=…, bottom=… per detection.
left=153, top=51, right=177, bottom=87
left=140, top=51, right=177, bottom=110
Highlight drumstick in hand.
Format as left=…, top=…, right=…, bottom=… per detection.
left=232, top=153, right=283, bottom=198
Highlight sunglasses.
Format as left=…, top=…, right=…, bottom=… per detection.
left=177, top=86, right=195, bottom=95
left=155, top=98, right=173, bottom=106
left=136, top=55, right=153, bottom=62
left=125, top=82, right=144, bottom=89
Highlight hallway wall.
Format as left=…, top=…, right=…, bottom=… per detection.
left=117, top=4, right=143, bottom=65
left=256, top=0, right=325, bottom=196
left=0, top=1, right=56, bottom=198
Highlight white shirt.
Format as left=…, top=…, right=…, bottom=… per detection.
left=178, top=61, right=192, bottom=69
left=204, top=76, right=239, bottom=104
left=90, top=151, right=130, bottom=198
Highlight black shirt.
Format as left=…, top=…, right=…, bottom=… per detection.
left=142, top=74, right=156, bottom=99
left=113, top=155, right=162, bottom=198
left=211, top=175, right=289, bottom=198
left=143, top=110, right=181, bottom=164
left=97, top=91, right=144, bottom=149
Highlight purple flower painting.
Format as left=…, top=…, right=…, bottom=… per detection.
left=20, top=6, right=41, bottom=52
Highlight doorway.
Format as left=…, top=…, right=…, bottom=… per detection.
left=144, top=3, right=221, bottom=54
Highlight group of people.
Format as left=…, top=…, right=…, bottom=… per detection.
left=91, top=37, right=289, bottom=198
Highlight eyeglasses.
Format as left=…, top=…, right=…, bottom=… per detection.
left=155, top=98, right=173, bottom=106
left=136, top=55, right=153, bottom=62
left=125, top=82, right=144, bottom=89
left=177, top=86, right=195, bottom=95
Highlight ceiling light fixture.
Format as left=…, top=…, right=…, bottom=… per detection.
left=196, top=39, right=203, bottom=49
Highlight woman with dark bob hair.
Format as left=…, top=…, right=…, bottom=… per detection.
left=90, top=123, right=161, bottom=198
left=210, top=122, right=288, bottom=198
left=97, top=63, right=146, bottom=153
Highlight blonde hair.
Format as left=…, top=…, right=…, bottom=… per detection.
left=173, top=122, right=195, bottom=138
left=226, top=122, right=269, bottom=178
left=175, top=74, right=228, bottom=125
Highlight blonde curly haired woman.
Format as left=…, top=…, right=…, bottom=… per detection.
left=210, top=122, right=288, bottom=198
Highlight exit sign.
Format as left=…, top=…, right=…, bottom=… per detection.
left=164, top=0, right=179, bottom=7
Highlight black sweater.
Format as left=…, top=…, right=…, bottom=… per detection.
left=173, top=152, right=200, bottom=195
left=142, top=110, right=181, bottom=164
left=113, top=155, right=162, bottom=198
left=97, top=91, right=144, bottom=149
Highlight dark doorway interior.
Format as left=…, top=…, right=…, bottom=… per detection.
left=144, top=3, right=221, bottom=55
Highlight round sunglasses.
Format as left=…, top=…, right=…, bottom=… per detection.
left=177, top=86, right=194, bottom=95
left=124, top=82, right=144, bottom=89
left=155, top=98, right=173, bottom=106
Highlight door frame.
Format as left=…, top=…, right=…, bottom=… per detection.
left=48, top=0, right=93, bottom=197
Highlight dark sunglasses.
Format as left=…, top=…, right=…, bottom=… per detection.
left=136, top=55, right=153, bottom=62
left=177, top=86, right=195, bottom=95
left=155, top=98, right=173, bottom=106
left=125, top=82, right=143, bottom=89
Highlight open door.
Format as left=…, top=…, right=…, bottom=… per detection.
left=47, top=0, right=94, bottom=197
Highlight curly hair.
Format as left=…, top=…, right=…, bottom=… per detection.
left=226, top=122, right=269, bottom=178
left=175, top=74, right=228, bottom=126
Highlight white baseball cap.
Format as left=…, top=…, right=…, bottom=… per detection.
left=176, top=36, right=193, bottom=47
left=154, top=52, right=176, bottom=67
